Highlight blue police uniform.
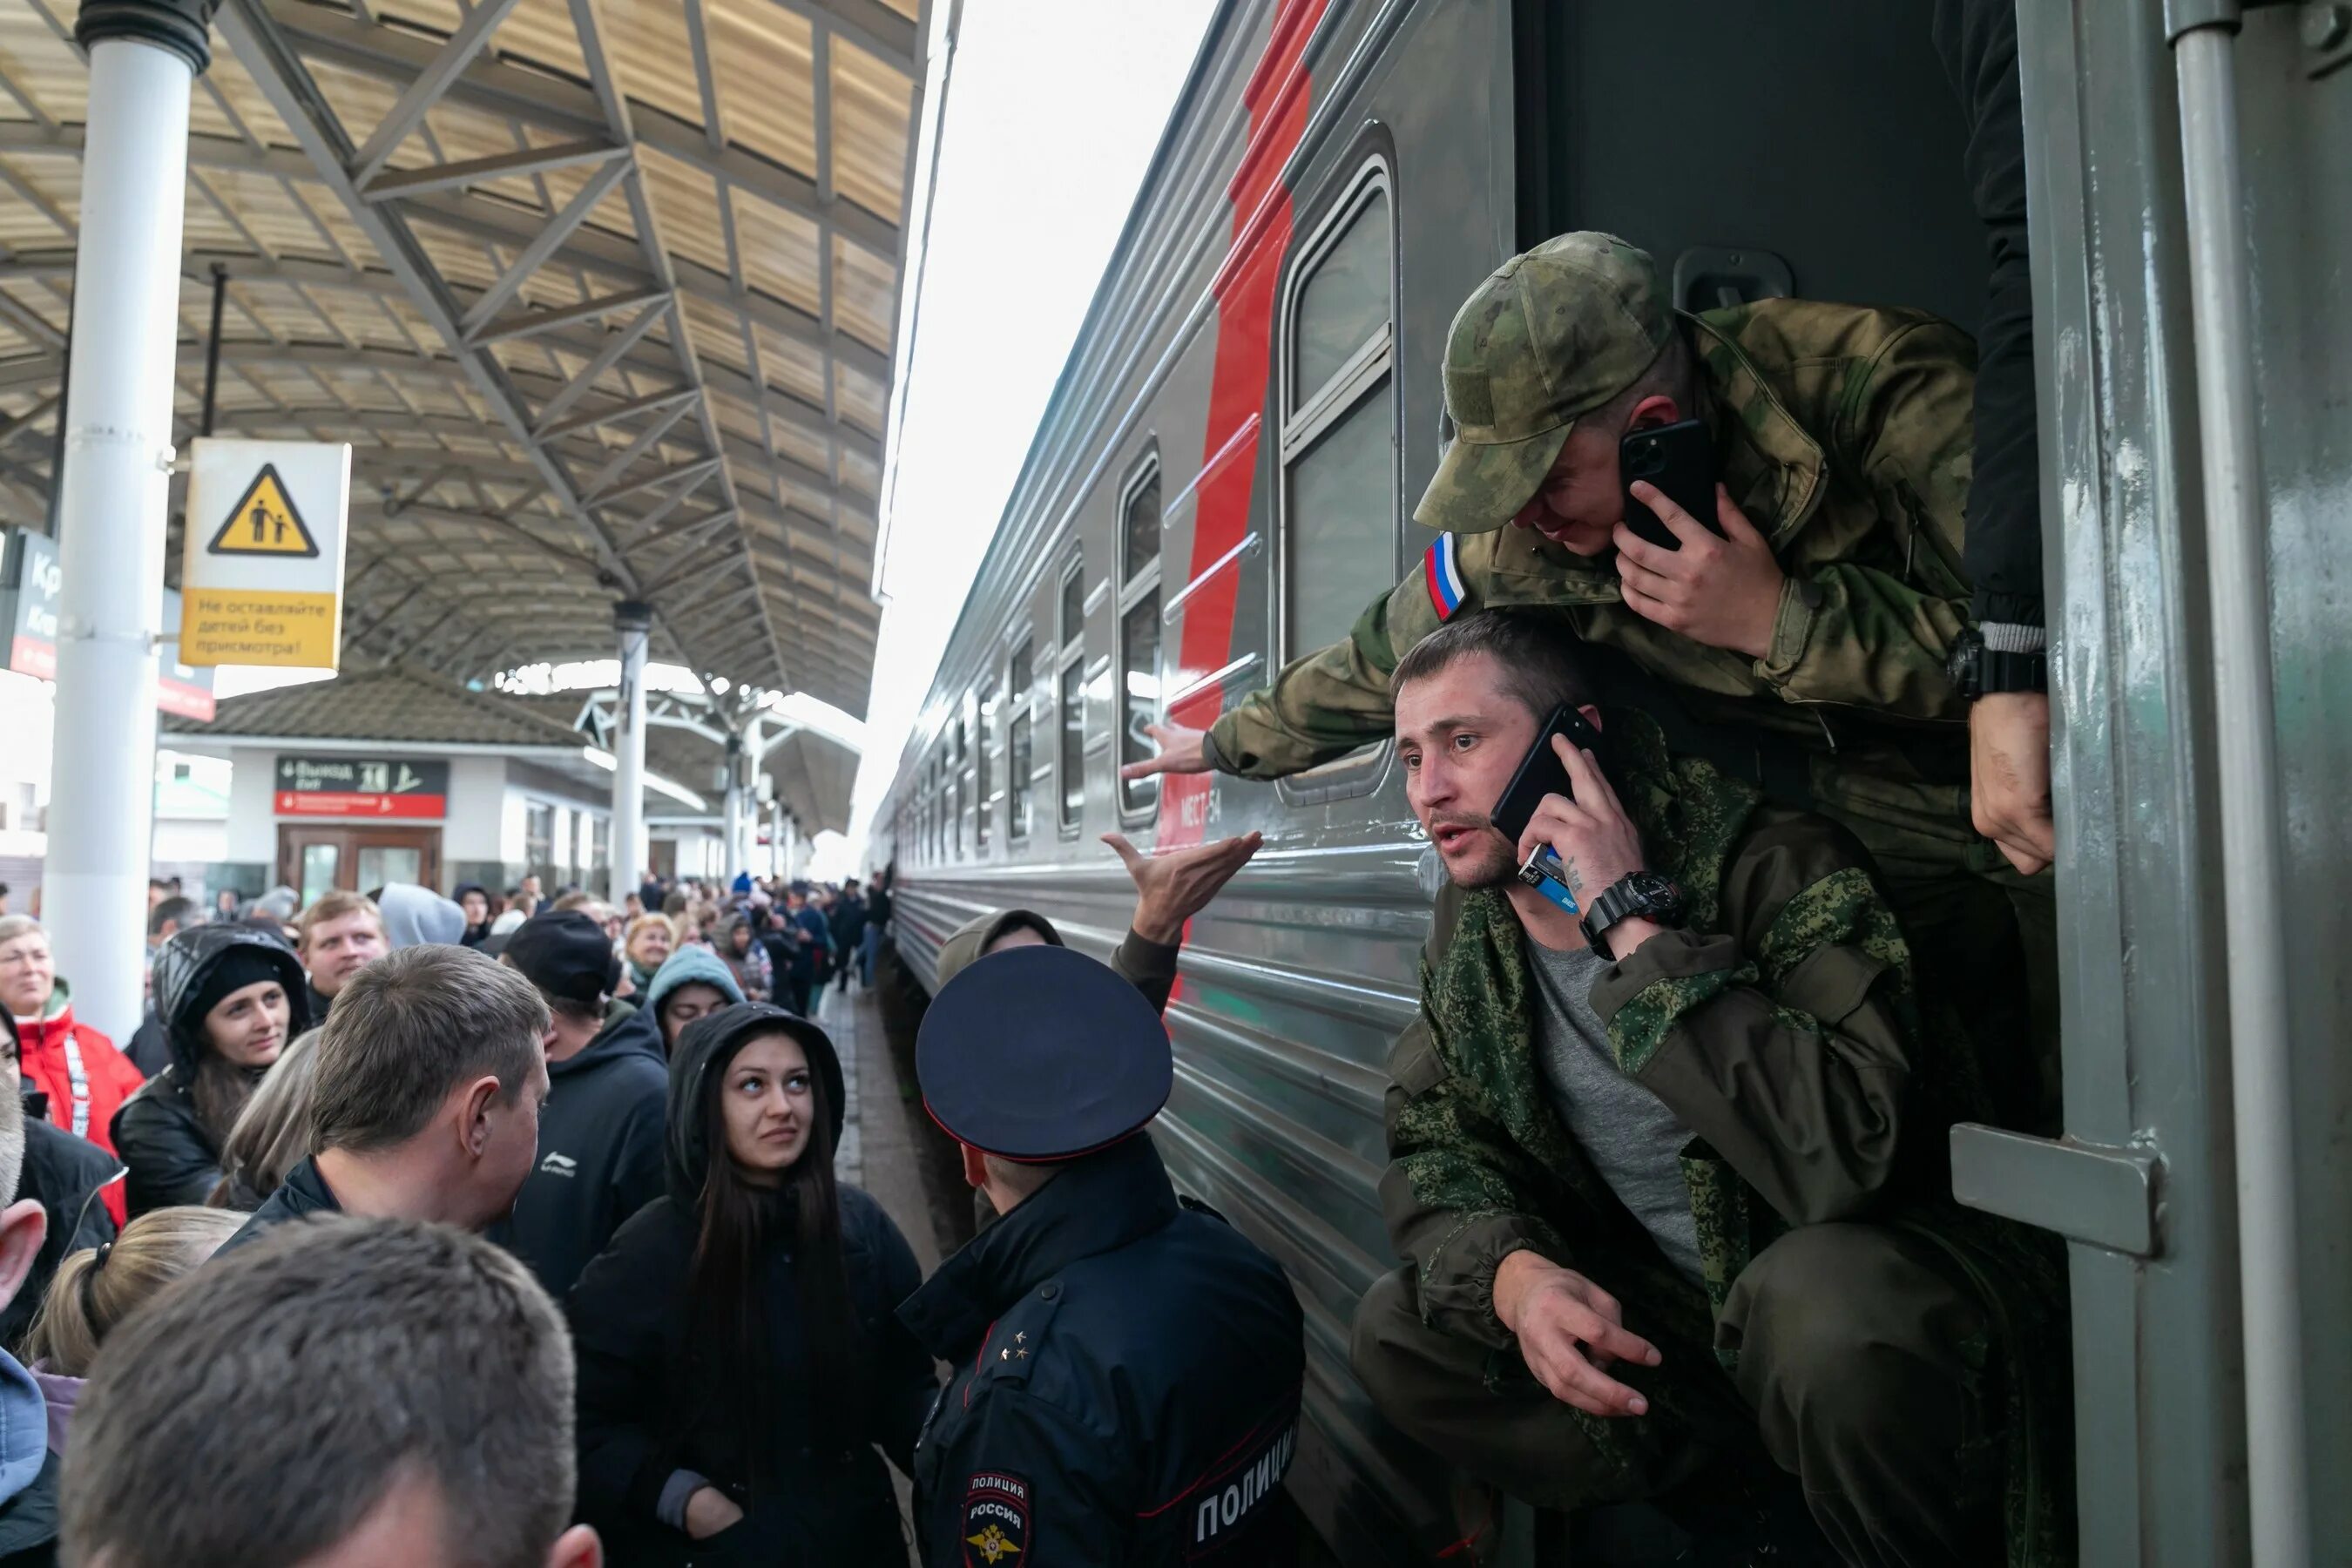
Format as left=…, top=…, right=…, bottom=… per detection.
left=899, top=944, right=1306, bottom=1565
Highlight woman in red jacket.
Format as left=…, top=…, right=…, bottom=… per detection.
left=0, top=916, right=145, bottom=1224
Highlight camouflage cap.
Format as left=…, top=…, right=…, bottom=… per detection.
left=1414, top=233, right=1673, bottom=533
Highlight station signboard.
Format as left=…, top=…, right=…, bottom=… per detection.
left=273, top=755, right=449, bottom=818
left=0, top=527, right=216, bottom=720
left=179, top=438, right=353, bottom=669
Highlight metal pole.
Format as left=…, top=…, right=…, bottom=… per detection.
left=44, top=291, right=72, bottom=536
left=199, top=263, right=226, bottom=436
left=783, top=814, right=797, bottom=883
left=720, top=732, right=744, bottom=881
left=612, top=600, right=650, bottom=898
left=47, top=14, right=207, bottom=1043
left=2171, top=10, right=2309, bottom=1563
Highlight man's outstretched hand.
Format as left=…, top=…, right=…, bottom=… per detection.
left=1105, top=830, right=1264, bottom=945
left=1119, top=721, right=1213, bottom=782
left=1492, top=1249, right=1661, bottom=1419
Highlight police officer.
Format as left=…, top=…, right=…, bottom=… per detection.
left=1124, top=232, right=2057, bottom=1134
left=899, top=943, right=1305, bottom=1565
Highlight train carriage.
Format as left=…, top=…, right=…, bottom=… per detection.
left=875, top=1, right=2352, bottom=1562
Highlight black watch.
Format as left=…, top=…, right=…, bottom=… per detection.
left=1579, top=871, right=1686, bottom=962
left=1946, top=629, right=2048, bottom=700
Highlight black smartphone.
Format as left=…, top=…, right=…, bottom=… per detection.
left=1619, top=418, right=1720, bottom=551
left=1490, top=704, right=1605, bottom=847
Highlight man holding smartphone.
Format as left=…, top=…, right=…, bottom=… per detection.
left=1125, top=233, right=2057, bottom=1137
left=1351, top=608, right=2065, bottom=1566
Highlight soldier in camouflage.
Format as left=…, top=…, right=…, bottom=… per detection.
left=1351, top=610, right=2069, bottom=1566
left=1125, top=233, right=2057, bottom=1133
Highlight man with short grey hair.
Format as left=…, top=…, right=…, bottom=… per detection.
left=60, top=1216, right=601, bottom=1568
left=218, top=944, right=552, bottom=1255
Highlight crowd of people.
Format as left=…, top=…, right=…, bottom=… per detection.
left=0, top=825, right=1301, bottom=1567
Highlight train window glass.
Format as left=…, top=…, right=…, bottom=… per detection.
left=1122, top=471, right=1161, bottom=584
left=1008, top=637, right=1035, bottom=839
left=1287, top=380, right=1398, bottom=653
left=975, top=691, right=993, bottom=851
left=1117, top=460, right=1163, bottom=818
left=950, top=777, right=962, bottom=857
left=1058, top=659, right=1085, bottom=830
left=1274, top=153, right=1400, bottom=803
left=1059, top=557, right=1085, bottom=649
left=1291, top=187, right=1392, bottom=408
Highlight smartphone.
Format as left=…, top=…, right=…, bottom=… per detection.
left=1490, top=704, right=1605, bottom=847
left=1619, top=418, right=1720, bottom=551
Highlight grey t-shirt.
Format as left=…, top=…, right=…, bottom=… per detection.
left=1525, top=939, right=1705, bottom=1283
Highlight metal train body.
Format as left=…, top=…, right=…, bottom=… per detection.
left=875, top=2, right=2352, bottom=1561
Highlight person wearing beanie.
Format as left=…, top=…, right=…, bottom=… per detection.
left=490, top=910, right=667, bottom=1301
left=639, top=947, right=747, bottom=1057
left=454, top=883, right=494, bottom=947
left=112, top=925, right=313, bottom=1219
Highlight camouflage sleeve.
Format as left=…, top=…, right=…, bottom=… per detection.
left=1375, top=997, right=1571, bottom=1350
left=1205, top=565, right=1443, bottom=779
left=1590, top=812, right=1923, bottom=1227
left=1754, top=320, right=1977, bottom=719
left=1109, top=928, right=1180, bottom=1015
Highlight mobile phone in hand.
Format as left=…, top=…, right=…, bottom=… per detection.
left=1619, top=419, right=1720, bottom=551
left=1490, top=706, right=1605, bottom=913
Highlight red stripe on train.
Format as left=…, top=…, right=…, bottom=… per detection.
left=1159, top=0, right=1327, bottom=870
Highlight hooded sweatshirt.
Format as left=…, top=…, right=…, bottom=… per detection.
left=718, top=915, right=771, bottom=1003
left=14, top=981, right=144, bottom=1227
left=567, top=1004, right=935, bottom=1568
left=113, top=925, right=313, bottom=1219
left=639, top=948, right=745, bottom=1047
left=491, top=1004, right=668, bottom=1303
left=376, top=882, right=465, bottom=948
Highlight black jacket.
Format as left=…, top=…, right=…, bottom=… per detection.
left=490, top=1005, right=668, bottom=1303
left=899, top=1133, right=1306, bottom=1567
left=2, top=1120, right=118, bottom=1348
left=213, top=1155, right=340, bottom=1259
left=124, top=1009, right=168, bottom=1079
left=568, top=1006, right=935, bottom=1567
left=0, top=1450, right=58, bottom=1567
left=112, top=925, right=311, bottom=1220
left=1934, top=0, right=2042, bottom=629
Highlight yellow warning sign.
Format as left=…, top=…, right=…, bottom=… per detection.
left=180, top=588, right=342, bottom=667
left=206, top=463, right=320, bottom=558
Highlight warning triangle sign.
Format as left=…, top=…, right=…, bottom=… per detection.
left=206, top=463, right=321, bottom=558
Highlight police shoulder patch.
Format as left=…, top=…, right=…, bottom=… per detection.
left=963, top=1470, right=1031, bottom=1566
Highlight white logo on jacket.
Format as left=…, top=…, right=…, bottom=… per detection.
left=537, top=1152, right=578, bottom=1177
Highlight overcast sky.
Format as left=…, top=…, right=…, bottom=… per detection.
left=842, top=0, right=1218, bottom=860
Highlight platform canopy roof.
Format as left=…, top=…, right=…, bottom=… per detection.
left=0, top=0, right=929, bottom=717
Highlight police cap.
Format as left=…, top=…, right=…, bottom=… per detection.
left=916, top=943, right=1172, bottom=1161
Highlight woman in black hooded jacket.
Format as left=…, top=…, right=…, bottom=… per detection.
left=111, top=923, right=312, bottom=1218
left=568, top=1004, right=936, bottom=1565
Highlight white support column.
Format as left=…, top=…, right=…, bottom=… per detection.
left=611, top=601, right=650, bottom=897
left=782, top=814, right=798, bottom=884
left=46, top=22, right=201, bottom=1041
left=720, top=731, right=745, bottom=882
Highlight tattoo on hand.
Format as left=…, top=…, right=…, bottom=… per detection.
left=1562, top=857, right=1584, bottom=896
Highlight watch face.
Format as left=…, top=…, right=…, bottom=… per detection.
left=1632, top=872, right=1686, bottom=921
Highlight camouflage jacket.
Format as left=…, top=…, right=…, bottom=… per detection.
left=1379, top=710, right=2072, bottom=1564
left=1209, top=300, right=1979, bottom=779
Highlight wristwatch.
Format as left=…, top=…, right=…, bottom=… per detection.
left=1946, top=628, right=2048, bottom=700
left=1579, top=871, right=1687, bottom=962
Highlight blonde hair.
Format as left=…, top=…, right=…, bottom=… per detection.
left=624, top=912, right=676, bottom=956
left=209, top=1029, right=327, bottom=1209
left=296, top=890, right=382, bottom=950
left=26, top=1206, right=246, bottom=1375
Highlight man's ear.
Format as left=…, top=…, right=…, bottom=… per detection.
left=0, top=1197, right=48, bottom=1310
left=1578, top=704, right=1605, bottom=733
left=459, top=1076, right=504, bottom=1159
left=545, top=1523, right=602, bottom=1568
left=961, top=1142, right=988, bottom=1191
left=1624, top=392, right=1681, bottom=432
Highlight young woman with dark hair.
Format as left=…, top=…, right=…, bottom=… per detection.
left=569, top=1004, right=936, bottom=1565
left=112, top=925, right=313, bottom=1219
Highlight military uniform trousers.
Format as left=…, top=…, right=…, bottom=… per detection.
left=1350, top=1222, right=2004, bottom=1568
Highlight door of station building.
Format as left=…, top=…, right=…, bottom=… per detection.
left=277, top=825, right=443, bottom=904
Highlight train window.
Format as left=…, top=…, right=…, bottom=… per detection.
left=1059, top=556, right=1085, bottom=648
left=1058, top=659, right=1085, bottom=831
left=950, top=775, right=962, bottom=857
left=1117, top=458, right=1163, bottom=818
left=1279, top=157, right=1398, bottom=664
left=1008, top=637, right=1035, bottom=839
left=975, top=688, right=993, bottom=852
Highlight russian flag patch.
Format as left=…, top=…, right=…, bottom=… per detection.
left=1423, top=531, right=1467, bottom=621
